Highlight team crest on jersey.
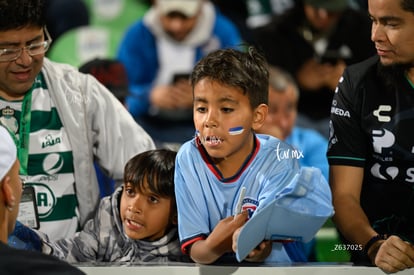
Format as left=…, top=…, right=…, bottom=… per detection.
left=0, top=106, right=18, bottom=134
left=241, top=197, right=259, bottom=219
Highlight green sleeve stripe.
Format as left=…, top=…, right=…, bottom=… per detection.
left=327, top=156, right=366, bottom=161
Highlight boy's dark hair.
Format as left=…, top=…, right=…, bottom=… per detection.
left=402, top=0, right=414, bottom=13
left=124, top=149, right=177, bottom=198
left=0, top=0, right=46, bottom=31
left=190, top=46, right=269, bottom=108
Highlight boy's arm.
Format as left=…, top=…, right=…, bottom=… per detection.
left=189, top=212, right=248, bottom=264
left=232, top=225, right=272, bottom=262
left=43, top=218, right=100, bottom=262
left=7, top=219, right=100, bottom=262
left=43, top=196, right=113, bottom=262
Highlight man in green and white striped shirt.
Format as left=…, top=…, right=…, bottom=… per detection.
left=0, top=0, right=155, bottom=240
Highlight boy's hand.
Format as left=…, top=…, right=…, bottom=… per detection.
left=245, top=240, right=272, bottom=262
left=232, top=227, right=272, bottom=262
left=206, top=211, right=248, bottom=255
left=190, top=211, right=248, bottom=264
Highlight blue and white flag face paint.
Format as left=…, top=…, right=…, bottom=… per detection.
left=228, top=126, right=244, bottom=135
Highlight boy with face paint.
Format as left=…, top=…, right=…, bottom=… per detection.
left=174, top=47, right=312, bottom=264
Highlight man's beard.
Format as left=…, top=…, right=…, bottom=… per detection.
left=377, top=61, right=413, bottom=91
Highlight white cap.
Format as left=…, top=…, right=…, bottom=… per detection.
left=157, top=0, right=202, bottom=17
left=0, top=125, right=16, bottom=181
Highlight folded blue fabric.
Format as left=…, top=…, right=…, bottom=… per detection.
left=235, top=167, right=334, bottom=262
left=8, top=220, right=42, bottom=251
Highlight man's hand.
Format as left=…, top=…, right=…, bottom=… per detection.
left=150, top=82, right=193, bottom=110
left=371, top=235, right=414, bottom=273
left=296, top=58, right=345, bottom=91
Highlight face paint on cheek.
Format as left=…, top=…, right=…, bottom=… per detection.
left=228, top=126, right=244, bottom=135
left=194, top=130, right=202, bottom=146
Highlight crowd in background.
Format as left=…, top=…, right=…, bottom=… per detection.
left=43, top=0, right=372, bottom=142
left=40, top=0, right=371, bottom=260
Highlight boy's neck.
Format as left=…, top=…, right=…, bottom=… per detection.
left=213, top=134, right=257, bottom=179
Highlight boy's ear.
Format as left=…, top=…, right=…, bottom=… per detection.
left=169, top=200, right=178, bottom=225
left=252, top=103, right=268, bottom=131
left=170, top=206, right=178, bottom=225
left=172, top=213, right=178, bottom=225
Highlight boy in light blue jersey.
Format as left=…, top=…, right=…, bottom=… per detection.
left=175, top=47, right=311, bottom=264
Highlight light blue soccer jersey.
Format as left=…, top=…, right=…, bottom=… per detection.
left=175, top=134, right=301, bottom=262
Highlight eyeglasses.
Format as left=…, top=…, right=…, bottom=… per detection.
left=0, top=28, right=52, bottom=62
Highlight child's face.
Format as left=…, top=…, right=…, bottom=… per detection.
left=193, top=79, right=266, bottom=163
left=119, top=181, right=174, bottom=241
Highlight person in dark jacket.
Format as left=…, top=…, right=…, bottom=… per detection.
left=253, top=0, right=375, bottom=136
left=0, top=125, right=85, bottom=275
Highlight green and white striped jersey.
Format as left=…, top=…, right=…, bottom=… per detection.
left=0, top=73, right=79, bottom=240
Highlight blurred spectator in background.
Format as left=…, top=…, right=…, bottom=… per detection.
left=256, top=65, right=329, bottom=261
left=79, top=58, right=131, bottom=197
left=212, top=0, right=297, bottom=44
left=257, top=65, right=329, bottom=182
left=211, top=0, right=250, bottom=43
left=79, top=58, right=129, bottom=105
left=117, top=0, right=243, bottom=146
left=244, top=0, right=297, bottom=29
left=44, top=0, right=89, bottom=42
left=352, top=0, right=367, bottom=10
left=253, top=0, right=375, bottom=137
